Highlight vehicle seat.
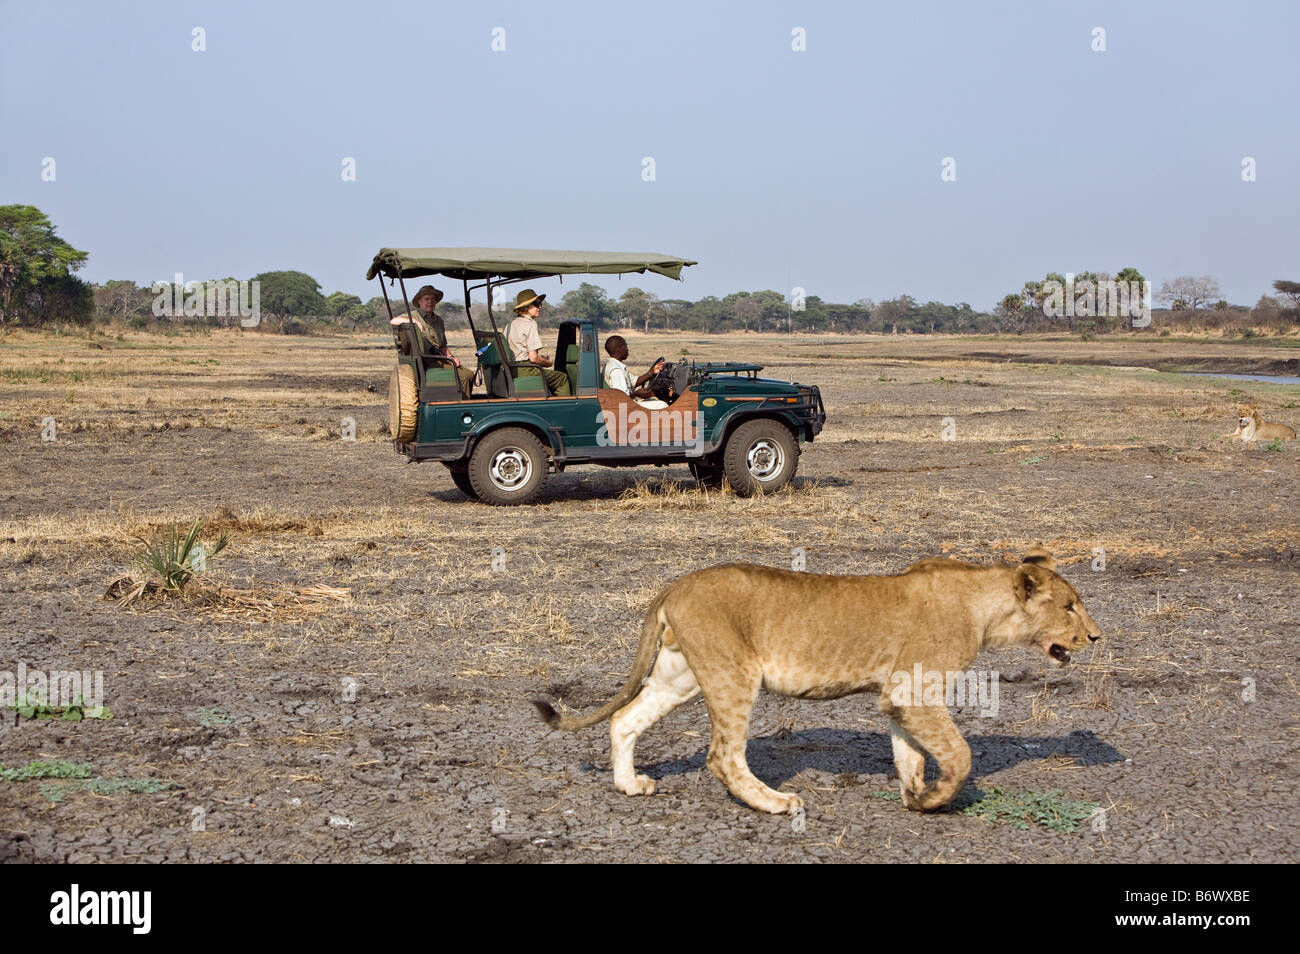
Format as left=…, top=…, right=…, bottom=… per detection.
left=422, top=364, right=461, bottom=402
left=395, top=323, right=418, bottom=356
left=474, top=329, right=549, bottom=398
left=473, top=330, right=507, bottom=397
left=564, top=344, right=580, bottom=395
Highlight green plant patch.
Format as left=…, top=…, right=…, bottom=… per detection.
left=191, top=706, right=232, bottom=727
left=954, top=786, right=1098, bottom=833
left=0, top=760, right=95, bottom=781
left=1019, top=454, right=1049, bottom=466
left=871, top=786, right=1099, bottom=833
left=8, top=693, right=112, bottom=721
left=39, top=777, right=174, bottom=803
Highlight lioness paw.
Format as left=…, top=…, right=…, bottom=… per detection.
left=616, top=774, right=656, bottom=796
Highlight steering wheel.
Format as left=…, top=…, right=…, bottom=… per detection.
left=646, top=359, right=681, bottom=403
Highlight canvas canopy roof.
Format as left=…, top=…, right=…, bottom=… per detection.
left=366, top=247, right=696, bottom=282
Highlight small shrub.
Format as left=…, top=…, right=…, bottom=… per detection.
left=131, top=519, right=228, bottom=593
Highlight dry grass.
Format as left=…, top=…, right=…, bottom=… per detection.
left=2, top=327, right=1296, bottom=690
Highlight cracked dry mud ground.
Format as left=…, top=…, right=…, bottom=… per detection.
left=0, top=330, right=1296, bottom=862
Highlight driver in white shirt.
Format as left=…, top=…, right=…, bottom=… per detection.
left=602, top=335, right=668, bottom=408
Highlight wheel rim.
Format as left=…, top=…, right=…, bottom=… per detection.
left=746, top=439, right=784, bottom=481
left=489, top=447, right=532, bottom=491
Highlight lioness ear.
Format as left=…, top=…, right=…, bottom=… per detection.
left=1014, top=563, right=1048, bottom=603
left=1021, top=548, right=1056, bottom=571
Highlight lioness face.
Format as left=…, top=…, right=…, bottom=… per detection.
left=1014, top=564, right=1101, bottom=665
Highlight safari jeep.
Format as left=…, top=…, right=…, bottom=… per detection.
left=367, top=247, right=825, bottom=505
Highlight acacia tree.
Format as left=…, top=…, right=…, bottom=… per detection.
left=325, top=291, right=362, bottom=316
left=873, top=295, right=917, bottom=334
left=0, top=205, right=89, bottom=324
left=1272, top=280, right=1300, bottom=309
left=732, top=295, right=762, bottom=331
left=1158, top=275, right=1221, bottom=311
left=94, top=280, right=152, bottom=321
left=560, top=283, right=616, bottom=329
left=251, top=270, right=328, bottom=322
left=617, top=287, right=663, bottom=332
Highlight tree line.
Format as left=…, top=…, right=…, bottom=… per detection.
left=4, top=205, right=1298, bottom=336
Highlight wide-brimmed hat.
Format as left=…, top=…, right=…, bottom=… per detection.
left=512, top=289, right=546, bottom=313
left=412, top=285, right=444, bottom=306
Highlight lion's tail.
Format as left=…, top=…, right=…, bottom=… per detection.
left=532, top=588, right=671, bottom=731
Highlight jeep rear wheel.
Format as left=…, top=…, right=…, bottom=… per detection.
left=722, top=419, right=798, bottom=495
left=468, top=428, right=549, bottom=505
left=689, top=460, right=725, bottom=489
left=444, top=463, right=478, bottom=499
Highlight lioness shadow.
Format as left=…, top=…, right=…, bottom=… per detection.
left=629, top=728, right=1124, bottom=790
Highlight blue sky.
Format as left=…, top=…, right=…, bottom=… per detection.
left=2, top=0, right=1296, bottom=308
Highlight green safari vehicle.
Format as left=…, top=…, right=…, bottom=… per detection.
left=367, top=247, right=826, bottom=505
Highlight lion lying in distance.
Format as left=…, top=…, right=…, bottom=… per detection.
left=1230, top=407, right=1296, bottom=442
left=534, top=549, right=1100, bottom=816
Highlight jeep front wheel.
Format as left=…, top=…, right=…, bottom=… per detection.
left=721, top=419, right=798, bottom=495
left=468, top=428, right=549, bottom=505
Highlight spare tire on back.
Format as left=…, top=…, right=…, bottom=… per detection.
left=388, top=363, right=419, bottom=442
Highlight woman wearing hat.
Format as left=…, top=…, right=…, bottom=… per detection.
left=392, top=285, right=474, bottom=399
left=506, top=289, right=571, bottom=396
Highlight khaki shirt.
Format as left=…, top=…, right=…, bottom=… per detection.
left=392, top=309, right=447, bottom=353
left=507, top=315, right=542, bottom=363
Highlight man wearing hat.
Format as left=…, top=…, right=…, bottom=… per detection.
left=391, top=285, right=474, bottom=399
left=506, top=289, right=571, bottom=396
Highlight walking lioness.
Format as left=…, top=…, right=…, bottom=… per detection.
left=534, top=550, right=1100, bottom=815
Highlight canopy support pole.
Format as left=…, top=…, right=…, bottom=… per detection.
left=378, top=278, right=397, bottom=348
left=484, top=275, right=513, bottom=398
left=462, top=278, right=475, bottom=335
left=397, top=273, right=423, bottom=386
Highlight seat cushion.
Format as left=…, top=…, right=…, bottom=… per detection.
left=424, top=366, right=456, bottom=385
left=513, top=374, right=546, bottom=394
